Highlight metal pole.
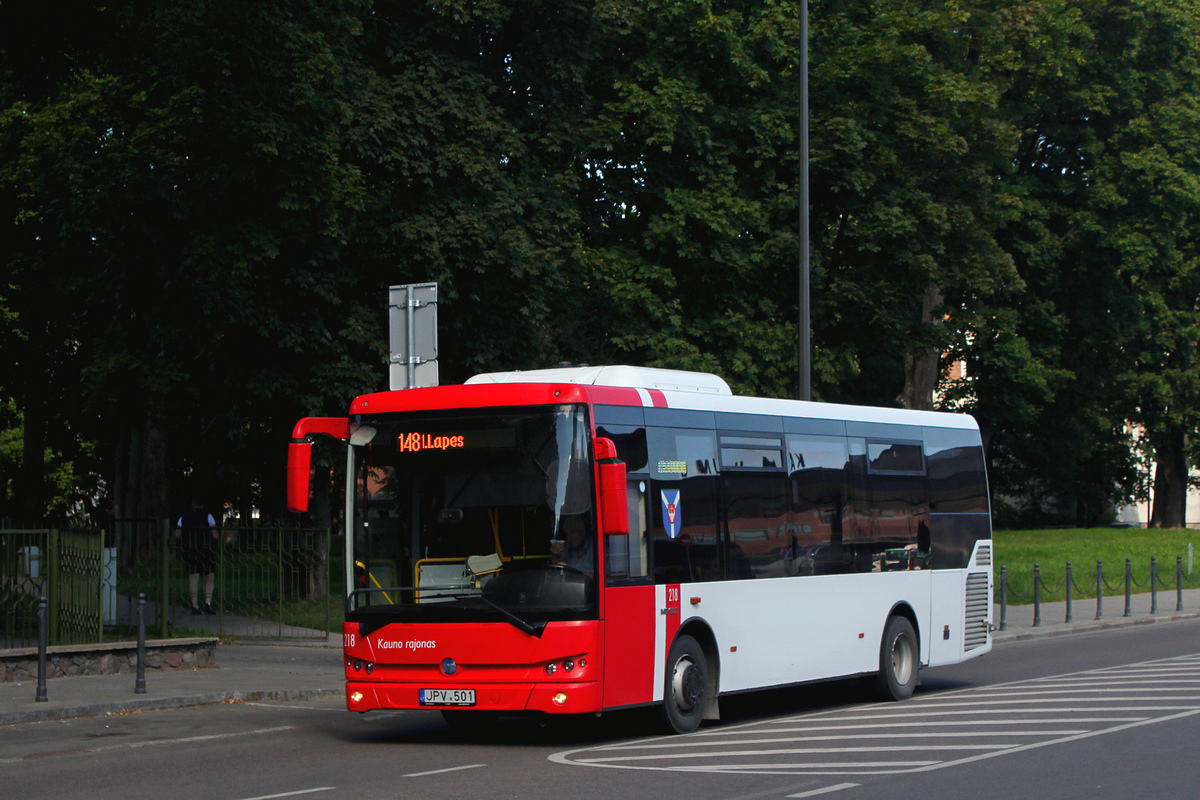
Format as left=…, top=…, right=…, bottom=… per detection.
left=36, top=596, right=48, bottom=702
left=1065, top=561, right=1073, bottom=623
left=1124, top=557, right=1132, bottom=617
left=406, top=284, right=416, bottom=390
left=1178, top=555, right=1184, bottom=612
left=797, top=0, right=811, bottom=402
left=999, top=566, right=1008, bottom=631
left=1151, top=557, right=1158, bottom=614
left=161, top=519, right=170, bottom=640
left=1032, top=563, right=1041, bottom=627
left=135, top=593, right=147, bottom=694
left=1096, top=560, right=1103, bottom=620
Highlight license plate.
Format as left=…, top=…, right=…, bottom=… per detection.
left=419, top=688, right=476, bottom=706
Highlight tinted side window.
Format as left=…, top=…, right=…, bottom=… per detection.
left=647, top=428, right=720, bottom=583
left=924, top=427, right=988, bottom=514
left=720, top=434, right=788, bottom=580
left=788, top=434, right=850, bottom=575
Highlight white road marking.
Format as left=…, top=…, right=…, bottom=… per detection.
left=787, top=783, right=860, bottom=798
left=548, top=653, right=1200, bottom=777
left=235, top=789, right=334, bottom=800
left=403, top=763, right=487, bottom=777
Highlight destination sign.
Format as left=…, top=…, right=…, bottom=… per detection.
left=395, top=427, right=517, bottom=453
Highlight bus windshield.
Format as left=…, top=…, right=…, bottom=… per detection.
left=347, top=404, right=596, bottom=629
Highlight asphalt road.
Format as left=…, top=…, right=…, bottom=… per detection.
left=4, top=620, right=1200, bottom=800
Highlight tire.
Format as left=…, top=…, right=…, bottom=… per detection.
left=660, top=635, right=708, bottom=734
left=873, top=615, right=918, bottom=701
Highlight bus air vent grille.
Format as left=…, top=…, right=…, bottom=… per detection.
left=963, top=572, right=990, bottom=651
left=974, top=545, right=992, bottom=567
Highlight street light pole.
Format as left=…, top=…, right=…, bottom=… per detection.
left=798, top=0, right=811, bottom=402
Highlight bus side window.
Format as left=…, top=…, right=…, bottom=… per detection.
left=646, top=427, right=720, bottom=584
left=605, top=479, right=650, bottom=580
left=720, top=434, right=788, bottom=579
left=787, top=434, right=850, bottom=576
left=597, top=426, right=651, bottom=581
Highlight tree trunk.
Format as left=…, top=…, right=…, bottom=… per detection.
left=897, top=282, right=944, bottom=411
left=113, top=414, right=171, bottom=563
left=1150, top=426, right=1187, bottom=529
left=308, top=463, right=331, bottom=600
left=18, top=387, right=46, bottom=523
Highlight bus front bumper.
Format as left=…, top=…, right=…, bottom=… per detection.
left=345, top=680, right=601, bottom=715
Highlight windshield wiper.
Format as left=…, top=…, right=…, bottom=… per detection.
left=476, top=592, right=546, bottom=638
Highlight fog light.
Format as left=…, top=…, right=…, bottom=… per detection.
left=365, top=662, right=374, bottom=674
left=350, top=691, right=364, bottom=703
left=545, top=663, right=558, bottom=676
left=552, top=692, right=568, bottom=706
left=563, top=659, right=575, bottom=673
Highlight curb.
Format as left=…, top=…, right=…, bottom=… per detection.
left=992, top=609, right=1200, bottom=644
left=0, top=687, right=343, bottom=726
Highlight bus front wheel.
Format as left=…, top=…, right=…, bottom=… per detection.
left=873, top=615, right=918, bottom=701
left=661, top=635, right=707, bottom=734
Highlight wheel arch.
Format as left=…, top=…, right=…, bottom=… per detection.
left=675, top=618, right=721, bottom=720
left=886, top=601, right=921, bottom=662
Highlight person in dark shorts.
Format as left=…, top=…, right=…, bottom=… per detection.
left=176, top=500, right=218, bottom=614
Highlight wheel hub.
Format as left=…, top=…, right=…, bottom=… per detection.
left=671, top=656, right=703, bottom=712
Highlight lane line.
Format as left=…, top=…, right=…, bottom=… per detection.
left=403, top=764, right=487, bottom=778
left=583, top=731, right=1086, bottom=752
left=575, top=744, right=1013, bottom=764
left=788, top=783, right=861, bottom=798
left=235, top=789, right=334, bottom=800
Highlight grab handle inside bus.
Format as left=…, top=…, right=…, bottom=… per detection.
left=594, top=437, right=629, bottom=536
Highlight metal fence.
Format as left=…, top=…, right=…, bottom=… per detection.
left=1, top=523, right=341, bottom=647
left=0, top=528, right=110, bottom=648
left=997, top=555, right=1200, bottom=630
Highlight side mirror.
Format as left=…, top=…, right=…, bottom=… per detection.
left=594, top=437, right=628, bottom=536
left=287, top=440, right=313, bottom=513
left=286, top=417, right=351, bottom=514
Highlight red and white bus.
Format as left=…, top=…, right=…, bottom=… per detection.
left=287, top=365, right=992, bottom=733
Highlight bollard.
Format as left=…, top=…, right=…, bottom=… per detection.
left=999, top=566, right=1008, bottom=631
left=1178, top=556, right=1185, bottom=612
left=1151, top=557, right=1158, bottom=615
left=135, top=593, right=147, bottom=694
left=1033, top=563, right=1042, bottom=627
left=36, top=596, right=48, bottom=703
left=1124, top=558, right=1132, bottom=617
left=1096, top=560, right=1104, bottom=621
left=1065, top=561, right=1073, bottom=623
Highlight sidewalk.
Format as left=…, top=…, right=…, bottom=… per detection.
left=991, top=585, right=1200, bottom=643
left=0, top=641, right=345, bottom=726
left=3, top=588, right=1200, bottom=726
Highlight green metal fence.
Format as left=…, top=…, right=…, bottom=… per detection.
left=0, top=528, right=106, bottom=647
left=1, top=523, right=341, bottom=646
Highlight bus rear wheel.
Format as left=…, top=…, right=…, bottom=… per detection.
left=661, top=635, right=707, bottom=734
left=873, top=615, right=918, bottom=701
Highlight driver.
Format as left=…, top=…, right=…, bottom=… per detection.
left=550, top=514, right=593, bottom=576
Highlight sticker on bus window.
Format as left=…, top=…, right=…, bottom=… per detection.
left=661, top=489, right=682, bottom=538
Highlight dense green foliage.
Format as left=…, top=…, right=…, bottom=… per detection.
left=2, top=0, right=1199, bottom=527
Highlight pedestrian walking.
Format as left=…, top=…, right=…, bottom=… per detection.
left=176, top=500, right=218, bottom=614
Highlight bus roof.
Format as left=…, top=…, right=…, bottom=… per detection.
left=466, top=365, right=733, bottom=395
left=455, top=365, right=978, bottom=431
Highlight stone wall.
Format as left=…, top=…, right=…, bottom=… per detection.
left=0, top=638, right=218, bottom=683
